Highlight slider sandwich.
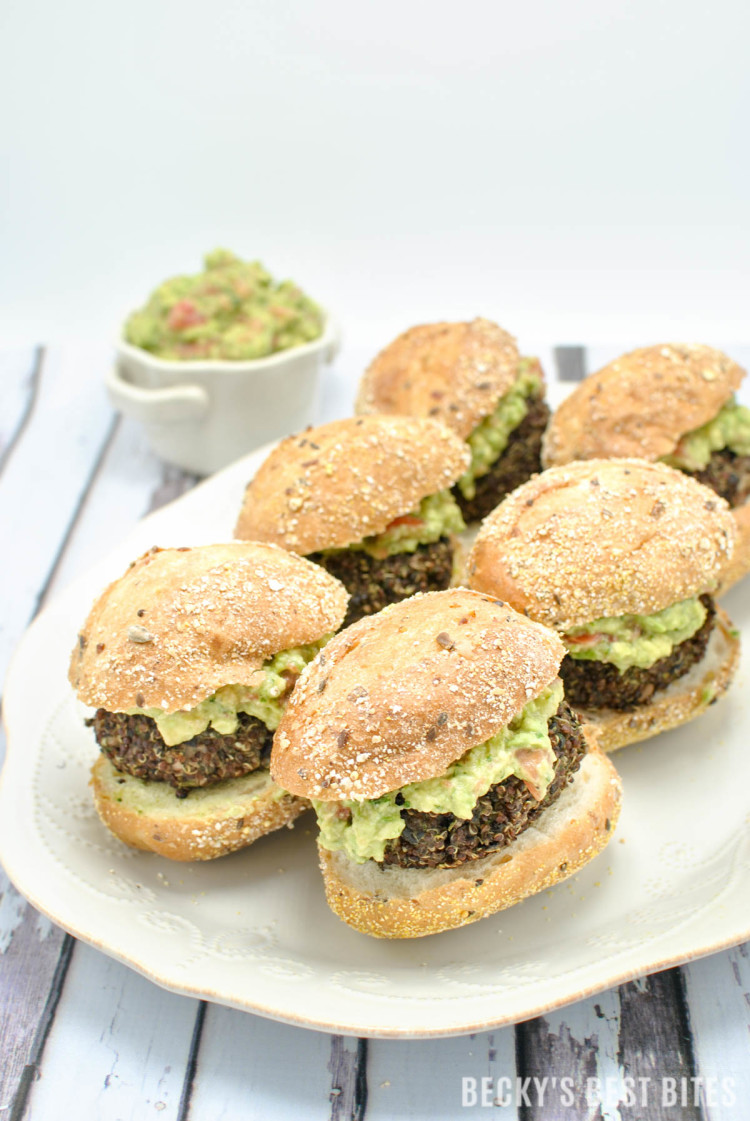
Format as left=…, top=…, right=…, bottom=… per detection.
left=355, top=318, right=549, bottom=521
left=271, top=589, right=621, bottom=938
left=468, top=460, right=740, bottom=752
left=235, top=415, right=469, bottom=628
left=69, top=542, right=348, bottom=860
left=542, top=343, right=750, bottom=590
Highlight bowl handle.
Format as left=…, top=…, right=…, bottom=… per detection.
left=106, top=365, right=209, bottom=424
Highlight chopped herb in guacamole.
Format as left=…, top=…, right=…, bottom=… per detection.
left=125, top=248, right=324, bottom=361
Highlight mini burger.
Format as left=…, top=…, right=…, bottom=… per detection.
left=69, top=542, right=348, bottom=860
left=467, top=460, right=740, bottom=752
left=355, top=318, right=549, bottom=521
left=271, top=589, right=621, bottom=938
left=234, top=415, right=469, bottom=628
left=542, top=343, right=750, bottom=590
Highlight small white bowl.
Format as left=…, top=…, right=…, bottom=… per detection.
left=107, top=316, right=339, bottom=475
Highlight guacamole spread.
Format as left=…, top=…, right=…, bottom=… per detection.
left=314, top=681, right=563, bottom=864
left=457, top=359, right=542, bottom=500
left=563, top=597, right=706, bottom=673
left=662, top=398, right=750, bottom=472
left=323, top=490, right=465, bottom=561
left=126, top=639, right=328, bottom=746
left=124, top=249, right=324, bottom=361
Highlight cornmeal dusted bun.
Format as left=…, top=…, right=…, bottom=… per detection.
left=70, top=542, right=349, bottom=714
left=719, top=505, right=750, bottom=594
left=543, top=343, right=745, bottom=468
left=272, top=589, right=566, bottom=801
left=467, top=459, right=736, bottom=630
left=234, top=415, right=469, bottom=555
left=355, top=319, right=522, bottom=440
left=320, top=746, right=621, bottom=938
left=91, top=756, right=308, bottom=862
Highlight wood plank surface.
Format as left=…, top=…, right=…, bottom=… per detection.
left=0, top=349, right=41, bottom=476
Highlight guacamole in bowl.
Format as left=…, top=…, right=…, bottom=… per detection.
left=124, top=249, right=325, bottom=362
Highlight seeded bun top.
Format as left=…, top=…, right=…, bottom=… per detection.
left=355, top=319, right=524, bottom=439
left=70, top=543, right=349, bottom=714
left=271, top=589, right=565, bottom=802
left=543, top=343, right=745, bottom=467
left=234, top=415, right=469, bottom=554
left=467, top=460, right=736, bottom=630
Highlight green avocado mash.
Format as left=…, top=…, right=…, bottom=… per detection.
left=126, top=639, right=329, bottom=747
left=314, top=681, right=563, bottom=864
left=457, top=358, right=542, bottom=500
left=662, top=398, right=750, bottom=471
left=124, top=248, right=324, bottom=361
left=563, top=598, right=706, bottom=673
left=323, top=490, right=465, bottom=561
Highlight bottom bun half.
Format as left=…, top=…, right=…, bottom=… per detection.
left=578, top=607, right=740, bottom=754
left=91, top=755, right=309, bottom=861
left=318, top=747, right=622, bottom=939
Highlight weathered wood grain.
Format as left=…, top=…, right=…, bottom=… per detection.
left=328, top=1037, right=367, bottom=1121
left=0, top=348, right=41, bottom=477
left=516, top=988, right=622, bottom=1120
left=682, top=943, right=750, bottom=1120
left=16, top=943, right=199, bottom=1121
left=366, top=1027, right=518, bottom=1120
left=185, top=1006, right=335, bottom=1121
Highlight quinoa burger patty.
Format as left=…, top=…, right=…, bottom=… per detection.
left=381, top=700, right=586, bottom=869
left=89, top=709, right=275, bottom=796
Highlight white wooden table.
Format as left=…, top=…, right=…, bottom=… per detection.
left=1, top=342, right=748, bottom=1121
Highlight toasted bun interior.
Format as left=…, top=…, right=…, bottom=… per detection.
left=467, top=459, right=737, bottom=629
left=91, top=755, right=308, bottom=861
left=234, top=415, right=469, bottom=555
left=319, top=747, right=622, bottom=938
left=355, top=319, right=523, bottom=439
left=70, top=542, right=348, bottom=713
left=576, top=606, right=740, bottom=752
left=272, top=589, right=565, bottom=801
left=543, top=343, right=745, bottom=468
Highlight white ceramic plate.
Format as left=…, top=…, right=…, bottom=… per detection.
left=1, top=444, right=749, bottom=1039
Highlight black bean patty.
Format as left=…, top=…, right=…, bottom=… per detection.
left=89, top=709, right=274, bottom=796
left=682, top=448, right=750, bottom=509
left=453, top=395, right=550, bottom=523
left=309, top=537, right=455, bottom=629
left=380, top=701, right=586, bottom=870
left=560, top=595, right=716, bottom=713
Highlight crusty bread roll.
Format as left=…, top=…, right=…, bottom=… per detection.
left=543, top=343, right=745, bottom=468
left=70, top=542, right=348, bottom=713
left=467, top=459, right=737, bottom=630
left=577, top=607, right=739, bottom=752
left=719, top=504, right=750, bottom=595
left=72, top=542, right=348, bottom=860
left=319, top=746, right=621, bottom=938
left=91, top=756, right=308, bottom=861
left=355, top=319, right=523, bottom=439
left=234, top=416, right=470, bottom=555
left=272, top=589, right=566, bottom=801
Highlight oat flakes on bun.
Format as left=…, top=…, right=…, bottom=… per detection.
left=235, top=415, right=469, bottom=628
left=70, top=542, right=348, bottom=860
left=355, top=318, right=549, bottom=522
left=467, top=460, right=740, bottom=752
left=542, top=344, right=750, bottom=591
left=271, top=589, right=621, bottom=938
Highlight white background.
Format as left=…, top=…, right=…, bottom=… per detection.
left=2, top=0, right=749, bottom=355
